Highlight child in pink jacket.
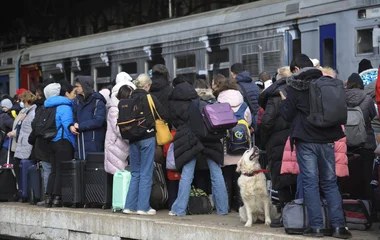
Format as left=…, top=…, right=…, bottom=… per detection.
left=281, top=131, right=349, bottom=198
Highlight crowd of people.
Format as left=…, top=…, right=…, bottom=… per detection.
left=1, top=53, right=380, bottom=239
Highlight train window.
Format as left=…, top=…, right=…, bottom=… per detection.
left=208, top=49, right=229, bottom=64
left=51, top=73, right=65, bottom=82
left=292, top=39, right=301, bottom=59
left=323, top=38, right=334, bottom=68
left=176, top=55, right=196, bottom=69
left=177, top=73, right=196, bottom=83
left=357, top=29, right=373, bottom=54
left=96, top=66, right=111, bottom=86
left=7, top=58, right=12, bottom=65
left=242, top=54, right=259, bottom=77
left=263, top=51, right=282, bottom=76
left=120, top=62, right=137, bottom=74
left=208, top=69, right=230, bottom=83
left=358, top=9, right=366, bottom=19
left=0, top=60, right=2, bottom=66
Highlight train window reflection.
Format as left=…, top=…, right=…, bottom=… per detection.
left=357, top=29, right=373, bottom=54
left=242, top=53, right=259, bottom=77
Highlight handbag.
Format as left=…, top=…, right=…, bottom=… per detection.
left=147, top=94, right=173, bottom=146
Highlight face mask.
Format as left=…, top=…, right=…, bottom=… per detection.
left=20, top=102, right=24, bottom=108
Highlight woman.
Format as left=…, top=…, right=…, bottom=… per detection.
left=258, top=66, right=296, bottom=208
left=149, top=64, right=172, bottom=116
left=345, top=73, right=376, bottom=202
left=168, top=76, right=228, bottom=216
left=122, top=74, right=168, bottom=215
left=14, top=91, right=37, bottom=159
left=104, top=85, right=132, bottom=174
left=44, top=83, right=76, bottom=207
left=212, top=74, right=252, bottom=212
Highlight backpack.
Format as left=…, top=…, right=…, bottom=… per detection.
left=117, top=96, right=149, bottom=141
left=307, top=76, right=347, bottom=128
left=32, top=106, right=60, bottom=140
left=187, top=99, right=226, bottom=142
left=345, top=106, right=367, bottom=147
left=226, top=102, right=250, bottom=154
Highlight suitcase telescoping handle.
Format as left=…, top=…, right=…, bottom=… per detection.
left=4, top=138, right=12, bottom=167
left=77, top=133, right=86, bottom=161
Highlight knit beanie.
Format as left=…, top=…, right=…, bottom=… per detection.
left=44, top=83, right=61, bottom=99
left=347, top=73, right=364, bottom=90
left=0, top=99, right=13, bottom=109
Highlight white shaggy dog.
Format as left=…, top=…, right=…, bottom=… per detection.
left=236, top=147, right=279, bottom=227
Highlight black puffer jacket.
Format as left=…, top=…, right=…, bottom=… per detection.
left=259, top=78, right=297, bottom=190
left=169, top=82, right=204, bottom=170
left=345, top=88, right=377, bottom=150
left=150, top=75, right=173, bottom=121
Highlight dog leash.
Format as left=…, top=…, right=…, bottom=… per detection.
left=243, top=169, right=270, bottom=177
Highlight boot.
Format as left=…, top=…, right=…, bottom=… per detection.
left=44, top=194, right=52, bottom=208
left=52, top=195, right=63, bottom=207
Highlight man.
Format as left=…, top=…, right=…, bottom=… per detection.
left=230, top=63, right=260, bottom=130
left=279, top=54, right=352, bottom=239
left=70, top=76, right=107, bottom=153
left=258, top=71, right=272, bottom=90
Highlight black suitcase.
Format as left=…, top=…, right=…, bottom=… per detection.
left=27, top=163, right=44, bottom=205
left=83, top=152, right=112, bottom=209
left=0, top=140, right=18, bottom=202
left=61, top=134, right=85, bottom=208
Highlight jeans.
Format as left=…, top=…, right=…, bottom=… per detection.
left=124, top=137, right=155, bottom=212
left=41, top=161, right=51, bottom=193
left=171, top=158, right=228, bottom=216
left=296, top=141, right=345, bottom=229
left=296, top=175, right=303, bottom=199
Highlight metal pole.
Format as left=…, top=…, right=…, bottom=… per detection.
left=169, top=0, right=172, bottom=18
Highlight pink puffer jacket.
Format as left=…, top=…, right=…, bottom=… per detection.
left=280, top=136, right=349, bottom=177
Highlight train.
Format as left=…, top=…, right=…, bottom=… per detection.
left=0, top=0, right=379, bottom=95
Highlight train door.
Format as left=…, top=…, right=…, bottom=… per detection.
left=320, top=24, right=336, bottom=69
left=20, top=65, right=41, bottom=92
left=0, top=75, right=9, bottom=95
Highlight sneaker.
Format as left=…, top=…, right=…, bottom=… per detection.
left=122, top=209, right=137, bottom=215
left=137, top=208, right=156, bottom=215
left=168, top=211, right=178, bottom=216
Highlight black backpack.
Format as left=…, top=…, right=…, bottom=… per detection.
left=307, top=76, right=347, bottom=128
left=117, top=96, right=149, bottom=141
left=32, top=106, right=60, bottom=140
left=187, top=99, right=226, bottom=142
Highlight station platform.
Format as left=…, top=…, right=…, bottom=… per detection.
left=0, top=202, right=379, bottom=240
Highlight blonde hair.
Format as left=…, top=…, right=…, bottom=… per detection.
left=320, top=67, right=336, bottom=78
left=20, top=91, right=37, bottom=105
left=276, top=66, right=292, bottom=80
left=133, top=74, right=152, bottom=89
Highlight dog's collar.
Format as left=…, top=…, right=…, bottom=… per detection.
left=243, top=169, right=270, bottom=177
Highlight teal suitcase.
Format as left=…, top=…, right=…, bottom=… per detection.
left=112, top=170, right=131, bottom=212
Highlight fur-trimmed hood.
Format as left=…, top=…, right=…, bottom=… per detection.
left=286, top=67, right=323, bottom=91
left=195, top=88, right=215, bottom=101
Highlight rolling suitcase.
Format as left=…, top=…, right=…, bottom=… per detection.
left=19, top=159, right=36, bottom=202
left=84, top=152, right=113, bottom=209
left=61, top=134, right=85, bottom=208
left=112, top=170, right=132, bottom=212
left=27, top=162, right=44, bottom=205
left=0, top=139, right=18, bottom=202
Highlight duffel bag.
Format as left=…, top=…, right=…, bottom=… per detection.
left=342, top=199, right=372, bottom=230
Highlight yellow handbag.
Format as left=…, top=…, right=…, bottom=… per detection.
left=147, top=94, right=173, bottom=145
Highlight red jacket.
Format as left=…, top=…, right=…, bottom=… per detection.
left=376, top=68, right=380, bottom=117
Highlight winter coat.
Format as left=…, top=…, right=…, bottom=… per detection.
left=44, top=96, right=76, bottom=147
left=258, top=78, right=296, bottom=190
left=169, top=82, right=204, bottom=170
left=10, top=108, right=27, bottom=152
left=15, top=104, right=37, bottom=160
left=104, top=94, right=129, bottom=174
left=0, top=112, right=14, bottom=133
left=364, top=81, right=380, bottom=134
left=281, top=134, right=349, bottom=177
left=73, top=76, right=107, bottom=152
left=279, top=67, right=345, bottom=145
left=345, top=88, right=377, bottom=150
left=150, top=75, right=173, bottom=123
left=128, top=89, right=169, bottom=143
left=235, top=71, right=260, bottom=115
left=217, top=89, right=252, bottom=166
